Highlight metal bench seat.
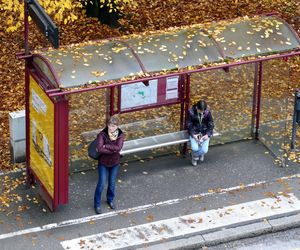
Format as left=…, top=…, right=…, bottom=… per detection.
left=121, top=130, right=220, bottom=155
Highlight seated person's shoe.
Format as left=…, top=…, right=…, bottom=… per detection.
left=199, top=155, right=204, bottom=162
left=94, top=207, right=101, bottom=214
left=191, top=158, right=198, bottom=166
left=107, top=201, right=116, bottom=209
left=191, top=152, right=199, bottom=167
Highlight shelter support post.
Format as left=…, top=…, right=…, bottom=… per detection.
left=180, top=75, right=185, bottom=131
left=53, top=97, right=69, bottom=210
left=25, top=62, right=35, bottom=186
left=24, top=0, right=29, bottom=55
left=255, top=62, right=263, bottom=139
left=251, top=63, right=259, bottom=137
left=104, top=86, right=114, bottom=125
left=182, top=74, right=191, bottom=155
left=24, top=0, right=35, bottom=187
left=110, top=86, right=115, bottom=116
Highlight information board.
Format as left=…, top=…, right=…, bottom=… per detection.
left=120, top=76, right=180, bottom=111
left=29, top=76, right=55, bottom=198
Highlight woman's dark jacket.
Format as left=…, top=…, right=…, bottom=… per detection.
left=187, top=105, right=214, bottom=137
left=96, top=127, right=124, bottom=167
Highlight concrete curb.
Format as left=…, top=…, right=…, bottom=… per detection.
left=0, top=168, right=25, bottom=177
left=138, top=213, right=300, bottom=250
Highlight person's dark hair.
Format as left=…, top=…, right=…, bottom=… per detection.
left=196, top=100, right=207, bottom=111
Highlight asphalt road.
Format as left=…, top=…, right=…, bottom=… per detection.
left=206, top=226, right=300, bottom=250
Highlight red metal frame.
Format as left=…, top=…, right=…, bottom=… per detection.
left=22, top=8, right=300, bottom=211
left=32, top=54, right=63, bottom=88
left=179, top=75, right=185, bottom=130
left=255, top=62, right=263, bottom=139
left=251, top=62, right=259, bottom=136
left=118, top=99, right=183, bottom=114
left=110, top=86, right=115, bottom=116
left=31, top=60, right=58, bottom=90
left=54, top=97, right=69, bottom=209
left=182, top=74, right=191, bottom=155
left=117, top=85, right=121, bottom=114
left=24, top=0, right=34, bottom=186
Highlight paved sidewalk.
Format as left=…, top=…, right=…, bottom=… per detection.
left=61, top=193, right=300, bottom=249
left=144, top=213, right=300, bottom=250
left=1, top=139, right=300, bottom=249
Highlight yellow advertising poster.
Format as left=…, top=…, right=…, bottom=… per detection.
left=29, top=76, right=55, bottom=198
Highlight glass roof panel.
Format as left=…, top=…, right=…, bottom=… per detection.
left=125, top=28, right=223, bottom=72
left=33, top=56, right=59, bottom=88
left=209, top=16, right=300, bottom=59
left=38, top=15, right=300, bottom=89
left=40, top=41, right=143, bottom=88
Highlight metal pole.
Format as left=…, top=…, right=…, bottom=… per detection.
left=24, top=0, right=29, bottom=55
left=255, top=62, right=263, bottom=139
left=110, top=86, right=115, bottom=116
left=184, top=74, right=191, bottom=130
left=251, top=63, right=258, bottom=137
left=291, top=89, right=299, bottom=149
left=24, top=0, right=34, bottom=185
left=180, top=75, right=185, bottom=130
left=182, top=74, right=191, bottom=155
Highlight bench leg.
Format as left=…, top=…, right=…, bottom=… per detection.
left=181, top=143, right=188, bottom=157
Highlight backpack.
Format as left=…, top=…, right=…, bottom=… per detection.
left=88, top=135, right=100, bottom=160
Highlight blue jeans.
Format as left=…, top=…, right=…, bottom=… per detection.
left=190, top=136, right=210, bottom=158
left=94, top=164, right=119, bottom=208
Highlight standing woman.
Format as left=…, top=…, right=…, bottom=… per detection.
left=187, top=100, right=214, bottom=166
left=94, top=115, right=124, bottom=214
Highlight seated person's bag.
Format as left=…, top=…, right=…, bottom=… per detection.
left=88, top=135, right=100, bottom=160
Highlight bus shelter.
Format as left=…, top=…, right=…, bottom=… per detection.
left=21, top=15, right=300, bottom=211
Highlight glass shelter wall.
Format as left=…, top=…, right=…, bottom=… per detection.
left=259, top=59, right=292, bottom=163
left=68, top=84, right=183, bottom=172
left=119, top=104, right=182, bottom=160
left=190, top=64, right=256, bottom=145
left=67, top=59, right=295, bottom=172
left=68, top=88, right=108, bottom=172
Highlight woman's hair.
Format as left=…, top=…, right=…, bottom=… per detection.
left=196, top=100, right=207, bottom=111
left=107, top=115, right=119, bottom=126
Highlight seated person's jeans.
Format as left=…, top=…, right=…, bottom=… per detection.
left=190, top=136, right=210, bottom=158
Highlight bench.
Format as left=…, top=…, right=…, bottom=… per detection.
left=121, top=130, right=220, bottom=155
left=82, top=124, right=220, bottom=156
